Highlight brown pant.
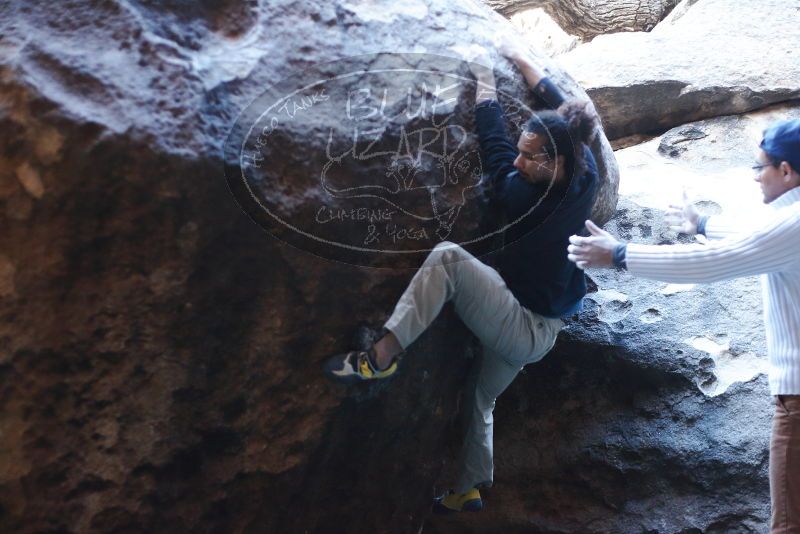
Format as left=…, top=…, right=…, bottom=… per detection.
left=771, top=395, right=800, bottom=533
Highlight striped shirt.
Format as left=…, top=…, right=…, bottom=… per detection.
left=625, top=186, right=800, bottom=394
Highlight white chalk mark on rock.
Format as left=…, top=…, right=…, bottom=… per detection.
left=639, top=308, right=663, bottom=324
left=344, top=1, right=428, bottom=23
left=661, top=283, right=696, bottom=295
left=588, top=289, right=632, bottom=324
left=686, top=335, right=767, bottom=397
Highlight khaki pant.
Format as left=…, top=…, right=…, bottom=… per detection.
left=384, top=241, right=563, bottom=492
left=771, top=395, right=800, bottom=533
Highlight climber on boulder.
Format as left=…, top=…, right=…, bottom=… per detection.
left=324, top=39, right=601, bottom=514
left=566, top=118, right=800, bottom=534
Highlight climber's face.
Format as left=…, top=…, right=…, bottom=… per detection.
left=513, top=130, right=564, bottom=185
left=754, top=148, right=799, bottom=204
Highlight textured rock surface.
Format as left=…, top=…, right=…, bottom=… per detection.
left=486, top=0, right=681, bottom=39
left=0, top=1, right=617, bottom=533
left=616, top=101, right=800, bottom=215
left=425, top=103, right=800, bottom=533
left=560, top=0, right=800, bottom=140
left=510, top=8, right=581, bottom=57
left=9, top=0, right=791, bottom=531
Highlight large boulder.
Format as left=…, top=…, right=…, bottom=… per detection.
left=426, top=102, right=800, bottom=533
left=560, top=0, right=800, bottom=140
left=0, top=1, right=617, bottom=533
left=510, top=8, right=582, bottom=57
left=486, top=0, right=682, bottom=40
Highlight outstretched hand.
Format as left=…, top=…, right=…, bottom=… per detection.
left=496, top=32, right=528, bottom=62
left=567, top=220, right=622, bottom=270
left=455, top=44, right=493, bottom=75
left=495, top=33, right=547, bottom=89
left=453, top=44, right=497, bottom=102
left=664, top=190, right=701, bottom=235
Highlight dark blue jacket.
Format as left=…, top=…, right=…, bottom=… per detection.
left=474, top=99, right=598, bottom=319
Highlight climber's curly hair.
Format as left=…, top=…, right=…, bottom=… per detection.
left=524, top=99, right=601, bottom=182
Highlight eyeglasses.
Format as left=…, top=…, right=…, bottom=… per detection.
left=522, top=151, right=552, bottom=162
left=752, top=162, right=776, bottom=172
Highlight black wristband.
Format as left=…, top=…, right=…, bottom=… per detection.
left=612, top=243, right=628, bottom=270
left=531, top=77, right=565, bottom=109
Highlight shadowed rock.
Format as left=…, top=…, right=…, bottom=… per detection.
left=0, top=1, right=617, bottom=533
left=426, top=102, right=800, bottom=533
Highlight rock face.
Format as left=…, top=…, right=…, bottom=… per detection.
left=616, top=102, right=800, bottom=214
left=0, top=1, right=618, bottom=533
left=486, top=0, right=682, bottom=40
left=560, top=0, right=800, bottom=140
left=223, top=51, right=617, bottom=268
left=425, top=102, right=800, bottom=533
left=510, top=8, right=581, bottom=57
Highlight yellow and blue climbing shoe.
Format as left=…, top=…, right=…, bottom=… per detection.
left=323, top=348, right=398, bottom=385
left=432, top=488, right=483, bottom=514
